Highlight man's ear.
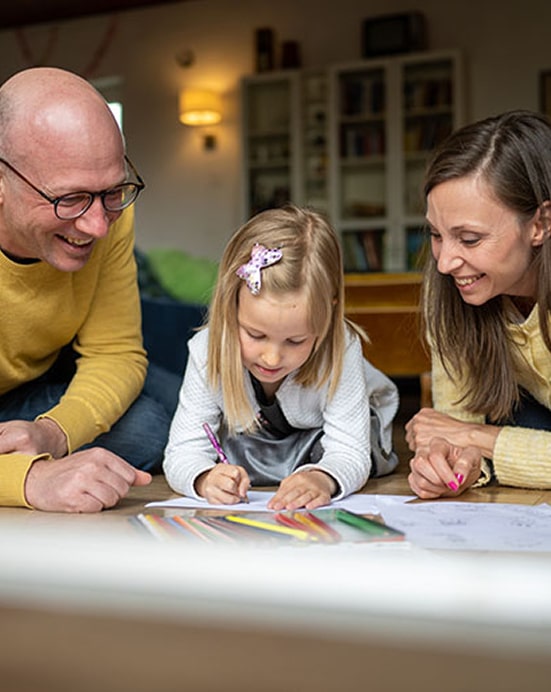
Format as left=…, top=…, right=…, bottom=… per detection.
left=531, top=200, right=551, bottom=247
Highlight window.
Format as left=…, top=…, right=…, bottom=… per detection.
left=93, top=75, right=123, bottom=131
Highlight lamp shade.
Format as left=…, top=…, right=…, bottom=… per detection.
left=179, top=89, right=222, bottom=126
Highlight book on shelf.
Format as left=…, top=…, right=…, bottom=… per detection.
left=406, top=226, right=427, bottom=270
left=341, top=121, right=385, bottom=158
left=404, top=114, right=453, bottom=153
left=342, top=230, right=384, bottom=272
left=341, top=75, right=385, bottom=117
left=342, top=231, right=368, bottom=272
left=404, top=76, right=452, bottom=110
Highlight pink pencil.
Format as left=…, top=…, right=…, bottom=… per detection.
left=202, top=422, right=249, bottom=503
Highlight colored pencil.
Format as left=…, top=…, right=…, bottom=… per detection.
left=128, top=514, right=155, bottom=538
left=191, top=516, right=237, bottom=542
left=304, top=511, right=342, bottom=542
left=214, top=516, right=293, bottom=541
left=224, top=514, right=316, bottom=541
left=334, top=509, right=405, bottom=540
left=202, top=422, right=249, bottom=503
left=197, top=516, right=242, bottom=542
left=292, top=511, right=341, bottom=543
left=274, top=512, right=307, bottom=531
left=137, top=513, right=169, bottom=541
left=202, top=422, right=229, bottom=463
left=164, top=516, right=201, bottom=540
left=171, top=515, right=212, bottom=542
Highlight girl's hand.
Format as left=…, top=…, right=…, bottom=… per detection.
left=408, top=437, right=482, bottom=500
left=267, top=469, right=337, bottom=511
left=195, top=464, right=250, bottom=505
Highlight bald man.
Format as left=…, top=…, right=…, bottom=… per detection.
left=0, top=67, right=178, bottom=511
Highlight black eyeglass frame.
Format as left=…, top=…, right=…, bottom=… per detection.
left=0, top=154, right=145, bottom=220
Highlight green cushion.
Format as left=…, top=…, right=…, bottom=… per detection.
left=146, top=248, right=218, bottom=305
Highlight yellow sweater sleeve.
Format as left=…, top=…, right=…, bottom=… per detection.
left=432, top=308, right=551, bottom=489
left=0, top=207, right=147, bottom=507
left=0, top=454, right=51, bottom=508
left=492, top=427, right=551, bottom=488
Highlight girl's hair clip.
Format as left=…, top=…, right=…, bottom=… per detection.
left=236, top=244, right=282, bottom=295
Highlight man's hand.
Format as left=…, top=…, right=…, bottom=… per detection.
left=24, top=447, right=152, bottom=512
left=0, top=418, right=68, bottom=458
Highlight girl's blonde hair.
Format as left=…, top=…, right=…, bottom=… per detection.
left=207, top=205, right=355, bottom=433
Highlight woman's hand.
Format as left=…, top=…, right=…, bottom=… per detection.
left=267, top=469, right=337, bottom=511
left=408, top=437, right=482, bottom=500
left=195, top=464, right=250, bottom=505
left=405, top=408, right=500, bottom=458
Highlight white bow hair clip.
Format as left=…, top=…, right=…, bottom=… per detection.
left=236, top=243, right=283, bottom=295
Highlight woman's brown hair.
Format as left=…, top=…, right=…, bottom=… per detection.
left=422, top=110, right=551, bottom=421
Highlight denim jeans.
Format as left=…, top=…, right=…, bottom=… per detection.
left=0, top=355, right=182, bottom=474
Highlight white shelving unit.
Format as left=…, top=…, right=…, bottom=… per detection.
left=329, top=50, right=464, bottom=272
left=300, top=69, right=329, bottom=215
left=241, top=50, right=464, bottom=272
left=241, top=69, right=330, bottom=220
left=241, top=71, right=301, bottom=219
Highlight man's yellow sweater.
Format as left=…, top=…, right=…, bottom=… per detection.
left=0, top=207, right=147, bottom=506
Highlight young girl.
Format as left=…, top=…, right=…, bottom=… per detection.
left=163, top=205, right=399, bottom=510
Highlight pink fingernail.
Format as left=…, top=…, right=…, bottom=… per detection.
left=447, top=480, right=458, bottom=491
left=455, top=473, right=464, bottom=484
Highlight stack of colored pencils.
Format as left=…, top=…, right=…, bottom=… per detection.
left=129, top=509, right=404, bottom=545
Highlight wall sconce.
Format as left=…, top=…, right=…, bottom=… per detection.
left=179, top=89, right=222, bottom=149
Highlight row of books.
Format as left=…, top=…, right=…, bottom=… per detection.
left=340, top=77, right=385, bottom=116
left=342, top=229, right=384, bottom=272
left=403, top=115, right=453, bottom=153
left=339, top=75, right=452, bottom=118
left=340, top=124, right=386, bottom=157
left=342, top=227, right=426, bottom=273
left=404, top=77, right=453, bottom=110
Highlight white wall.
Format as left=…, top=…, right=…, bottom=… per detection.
left=0, top=0, right=549, bottom=259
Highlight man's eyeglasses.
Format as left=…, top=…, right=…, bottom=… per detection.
left=0, top=155, right=145, bottom=220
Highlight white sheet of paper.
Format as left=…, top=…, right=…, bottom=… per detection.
left=145, top=491, right=415, bottom=514
left=377, top=498, right=551, bottom=552
left=146, top=493, right=551, bottom=551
